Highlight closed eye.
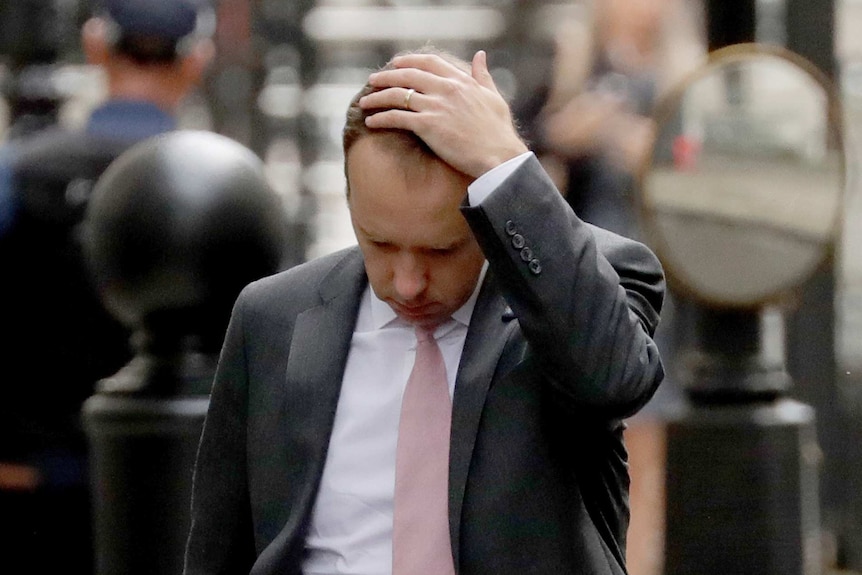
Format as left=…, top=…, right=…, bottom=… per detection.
left=370, top=240, right=397, bottom=252
left=426, top=237, right=469, bottom=257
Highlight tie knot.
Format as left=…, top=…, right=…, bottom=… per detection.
left=415, top=326, right=437, bottom=344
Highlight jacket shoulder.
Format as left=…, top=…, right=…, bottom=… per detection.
left=238, top=246, right=362, bottom=313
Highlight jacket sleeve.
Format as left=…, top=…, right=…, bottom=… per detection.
left=184, top=291, right=257, bottom=574
left=461, top=154, right=665, bottom=419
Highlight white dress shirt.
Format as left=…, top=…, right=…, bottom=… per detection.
left=301, top=152, right=532, bottom=575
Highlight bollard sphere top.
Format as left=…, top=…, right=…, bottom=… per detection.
left=84, top=130, right=287, bottom=351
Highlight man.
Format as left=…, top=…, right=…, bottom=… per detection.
left=185, top=48, right=664, bottom=575
left=0, top=0, right=213, bottom=570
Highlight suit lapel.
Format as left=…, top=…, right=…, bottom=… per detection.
left=448, top=271, right=515, bottom=567
left=271, top=250, right=367, bottom=557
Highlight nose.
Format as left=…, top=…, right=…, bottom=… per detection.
left=392, top=253, right=427, bottom=302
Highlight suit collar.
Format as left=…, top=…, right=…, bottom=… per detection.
left=317, top=247, right=367, bottom=303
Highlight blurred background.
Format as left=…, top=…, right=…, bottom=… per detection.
left=0, top=1, right=861, bottom=574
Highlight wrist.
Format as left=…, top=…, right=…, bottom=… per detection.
left=474, top=143, right=530, bottom=179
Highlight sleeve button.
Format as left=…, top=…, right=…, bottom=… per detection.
left=520, top=247, right=533, bottom=262
left=504, top=220, right=517, bottom=236
left=511, top=234, right=525, bottom=249
left=528, top=259, right=542, bottom=275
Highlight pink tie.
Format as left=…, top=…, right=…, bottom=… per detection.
left=392, top=326, right=456, bottom=575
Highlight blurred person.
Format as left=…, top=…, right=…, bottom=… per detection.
left=0, top=0, right=213, bottom=571
left=519, top=0, right=701, bottom=238
left=184, top=47, right=664, bottom=575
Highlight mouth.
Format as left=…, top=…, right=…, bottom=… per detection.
left=389, top=301, right=438, bottom=322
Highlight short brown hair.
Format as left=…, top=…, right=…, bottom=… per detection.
left=342, top=47, right=471, bottom=195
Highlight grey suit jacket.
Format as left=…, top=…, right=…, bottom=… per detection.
left=184, top=155, right=665, bottom=575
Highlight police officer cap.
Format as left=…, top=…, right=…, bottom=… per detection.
left=101, top=0, right=212, bottom=43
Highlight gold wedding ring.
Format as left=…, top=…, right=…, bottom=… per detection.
left=404, top=88, right=415, bottom=111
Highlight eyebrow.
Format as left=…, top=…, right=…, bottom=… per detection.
left=428, top=236, right=469, bottom=251
left=357, top=224, right=469, bottom=252
left=355, top=224, right=385, bottom=244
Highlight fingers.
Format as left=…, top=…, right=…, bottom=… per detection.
left=360, top=85, right=425, bottom=114
left=367, top=66, right=440, bottom=95
left=391, top=52, right=472, bottom=79
left=368, top=51, right=496, bottom=93
left=360, top=50, right=496, bottom=119
left=362, top=108, right=419, bottom=132
left=361, top=64, right=443, bottom=115
left=471, top=50, right=497, bottom=91
left=365, top=52, right=469, bottom=97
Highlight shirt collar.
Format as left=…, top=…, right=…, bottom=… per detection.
left=369, top=261, right=489, bottom=331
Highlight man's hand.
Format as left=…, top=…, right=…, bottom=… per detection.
left=359, top=50, right=529, bottom=180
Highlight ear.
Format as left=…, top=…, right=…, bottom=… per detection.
left=81, top=17, right=110, bottom=66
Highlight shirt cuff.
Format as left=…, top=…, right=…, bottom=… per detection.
left=466, top=152, right=534, bottom=206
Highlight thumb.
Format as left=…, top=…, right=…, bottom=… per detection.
left=471, top=50, right=497, bottom=91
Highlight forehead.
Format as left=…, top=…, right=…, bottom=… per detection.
left=346, top=136, right=472, bottom=243
left=348, top=132, right=429, bottom=181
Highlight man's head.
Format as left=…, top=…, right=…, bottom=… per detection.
left=95, top=0, right=214, bottom=64
left=344, top=49, right=485, bottom=328
left=82, top=0, right=214, bottom=109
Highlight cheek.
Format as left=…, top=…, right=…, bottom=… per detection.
left=431, top=253, right=483, bottom=299
left=361, top=250, right=394, bottom=293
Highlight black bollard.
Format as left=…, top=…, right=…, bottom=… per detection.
left=81, top=130, right=287, bottom=575
left=664, top=308, right=822, bottom=575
